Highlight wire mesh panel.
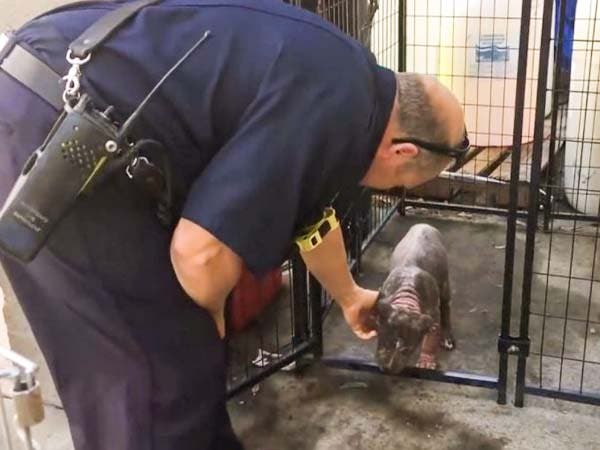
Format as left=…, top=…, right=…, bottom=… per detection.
left=317, top=0, right=378, bottom=46
left=518, top=0, right=600, bottom=406
left=397, top=0, right=554, bottom=214
left=526, top=221, right=600, bottom=404
left=370, top=0, right=401, bottom=69
left=225, top=254, right=320, bottom=398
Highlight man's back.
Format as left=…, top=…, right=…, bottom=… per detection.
left=0, top=1, right=395, bottom=448
left=3, top=0, right=384, bottom=285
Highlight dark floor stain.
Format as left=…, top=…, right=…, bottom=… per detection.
left=237, top=364, right=513, bottom=450
left=446, top=430, right=509, bottom=450
left=346, top=431, right=365, bottom=450
left=236, top=381, right=328, bottom=450
left=284, top=364, right=512, bottom=448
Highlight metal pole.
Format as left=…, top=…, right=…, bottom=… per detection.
left=397, top=0, right=406, bottom=72
left=515, top=0, right=556, bottom=408
left=291, top=253, right=310, bottom=346
left=497, top=0, right=533, bottom=406
left=0, top=394, right=14, bottom=450
left=309, top=274, right=323, bottom=358
left=23, top=427, right=35, bottom=450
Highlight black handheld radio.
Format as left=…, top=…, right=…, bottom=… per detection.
left=0, top=94, right=129, bottom=261
left=0, top=12, right=211, bottom=262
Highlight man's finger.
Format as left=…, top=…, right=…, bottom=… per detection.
left=354, top=328, right=377, bottom=340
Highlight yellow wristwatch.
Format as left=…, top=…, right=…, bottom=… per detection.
left=295, top=207, right=340, bottom=252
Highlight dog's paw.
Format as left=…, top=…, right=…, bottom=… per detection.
left=416, top=353, right=437, bottom=370
left=441, top=334, right=455, bottom=351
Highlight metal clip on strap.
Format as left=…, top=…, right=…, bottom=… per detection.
left=69, top=0, right=161, bottom=59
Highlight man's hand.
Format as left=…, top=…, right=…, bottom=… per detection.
left=339, top=287, right=379, bottom=340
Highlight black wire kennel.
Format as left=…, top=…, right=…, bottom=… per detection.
left=227, top=0, right=600, bottom=409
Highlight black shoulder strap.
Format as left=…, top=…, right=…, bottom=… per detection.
left=0, top=32, right=63, bottom=109
left=69, top=0, right=161, bottom=59
left=0, top=0, right=162, bottom=109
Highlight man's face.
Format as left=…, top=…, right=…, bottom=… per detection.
left=397, top=161, right=449, bottom=190
left=390, top=153, right=453, bottom=190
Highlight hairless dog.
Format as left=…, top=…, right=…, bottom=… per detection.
left=373, top=224, right=455, bottom=373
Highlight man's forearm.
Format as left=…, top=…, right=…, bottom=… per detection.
left=300, top=224, right=379, bottom=339
left=299, top=225, right=358, bottom=308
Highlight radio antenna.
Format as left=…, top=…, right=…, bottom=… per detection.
left=118, top=30, right=211, bottom=139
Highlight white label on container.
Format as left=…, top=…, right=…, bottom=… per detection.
left=468, top=33, right=518, bottom=78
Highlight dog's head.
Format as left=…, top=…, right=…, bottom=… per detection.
left=375, top=299, right=434, bottom=374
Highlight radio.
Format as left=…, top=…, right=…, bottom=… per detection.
left=0, top=0, right=211, bottom=262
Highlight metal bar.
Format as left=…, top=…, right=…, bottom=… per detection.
left=290, top=253, right=309, bottom=346
left=550, top=211, right=600, bottom=223
left=0, top=394, right=14, bottom=450
left=24, top=428, right=35, bottom=450
left=397, top=0, right=406, bottom=72
left=351, top=209, right=362, bottom=274
left=403, top=199, right=530, bottom=218
left=405, top=200, right=600, bottom=222
left=515, top=0, right=555, bottom=408
left=309, top=275, right=323, bottom=358
left=524, top=386, right=600, bottom=406
left=322, top=357, right=499, bottom=389
left=226, top=340, right=315, bottom=399
left=397, top=188, right=407, bottom=216
left=498, top=0, right=533, bottom=406
left=0, top=348, right=37, bottom=377
left=543, top=0, right=569, bottom=231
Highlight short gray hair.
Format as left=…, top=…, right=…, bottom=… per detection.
left=394, top=73, right=449, bottom=146
left=394, top=73, right=453, bottom=171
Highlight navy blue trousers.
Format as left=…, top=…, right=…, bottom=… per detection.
left=0, top=71, right=244, bottom=450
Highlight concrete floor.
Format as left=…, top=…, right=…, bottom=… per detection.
left=6, top=209, right=597, bottom=450
left=5, top=203, right=600, bottom=449
left=228, top=210, right=600, bottom=450
left=2, top=1, right=600, bottom=449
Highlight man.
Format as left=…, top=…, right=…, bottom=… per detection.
left=0, top=0, right=466, bottom=449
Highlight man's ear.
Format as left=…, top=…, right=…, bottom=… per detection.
left=390, top=142, right=420, bottom=159
left=375, top=142, right=419, bottom=162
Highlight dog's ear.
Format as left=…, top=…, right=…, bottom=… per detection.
left=376, top=297, right=394, bottom=317
left=416, top=314, right=434, bottom=334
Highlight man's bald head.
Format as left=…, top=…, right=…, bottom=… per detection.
left=393, top=73, right=465, bottom=148
left=361, top=73, right=466, bottom=190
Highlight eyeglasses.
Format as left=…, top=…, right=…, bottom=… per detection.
left=391, top=129, right=471, bottom=162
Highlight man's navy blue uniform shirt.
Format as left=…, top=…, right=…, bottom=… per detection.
left=2, top=0, right=395, bottom=284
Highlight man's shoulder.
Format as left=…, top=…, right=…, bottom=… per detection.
left=171, top=0, right=362, bottom=50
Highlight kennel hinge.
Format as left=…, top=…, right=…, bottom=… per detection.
left=497, top=335, right=530, bottom=357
